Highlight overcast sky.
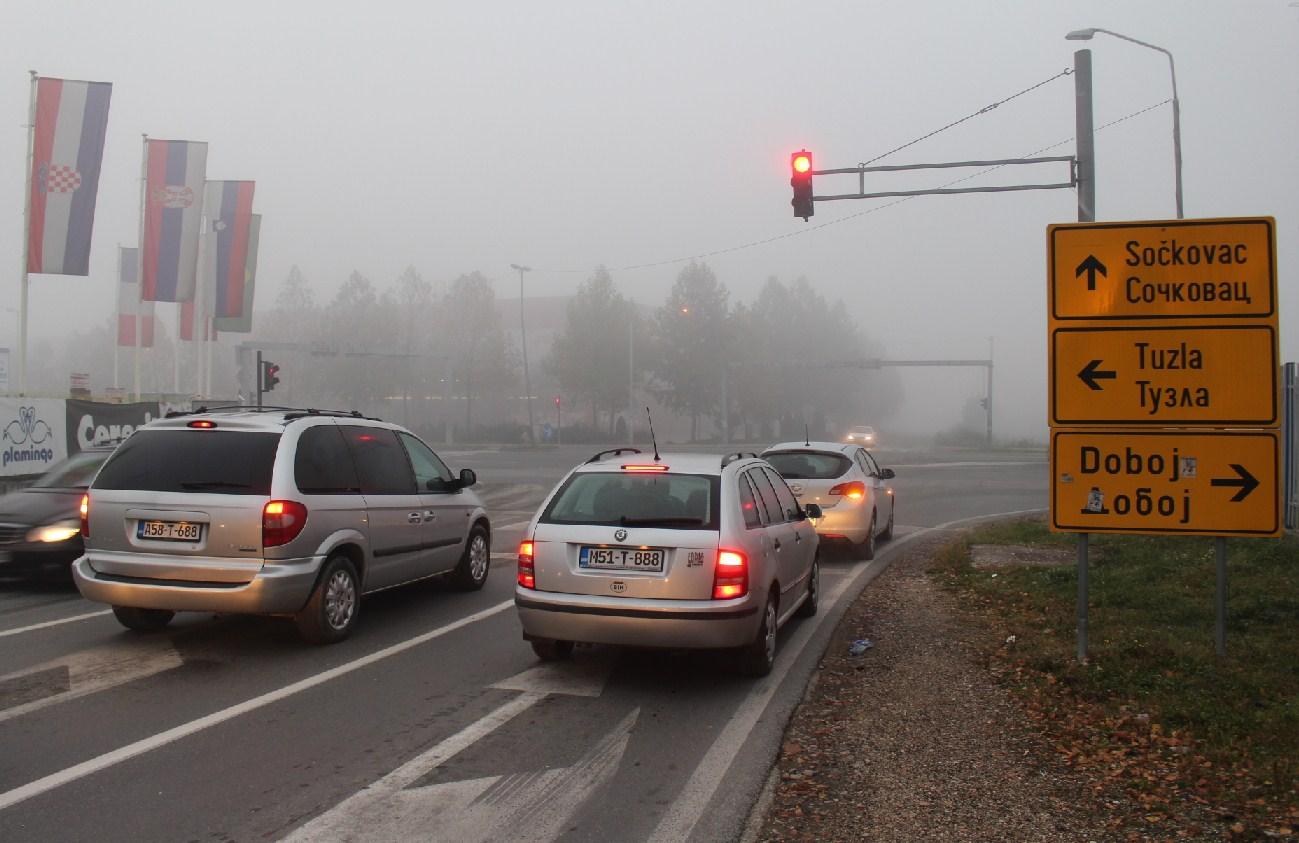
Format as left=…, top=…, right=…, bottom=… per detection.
left=2, top=0, right=1296, bottom=437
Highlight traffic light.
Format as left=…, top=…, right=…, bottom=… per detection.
left=790, top=150, right=814, bottom=220
left=261, top=360, right=281, bottom=393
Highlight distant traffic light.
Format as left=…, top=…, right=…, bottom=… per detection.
left=790, top=150, right=814, bottom=221
left=261, top=360, right=281, bottom=393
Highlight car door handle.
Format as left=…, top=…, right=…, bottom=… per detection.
left=408, top=512, right=422, bottom=524
left=794, top=533, right=802, bottom=543
left=773, top=538, right=782, bottom=551
left=423, top=510, right=436, bottom=522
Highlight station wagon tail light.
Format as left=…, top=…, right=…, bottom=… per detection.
left=187, top=420, right=217, bottom=429
left=263, top=500, right=309, bottom=548
left=79, top=494, right=89, bottom=538
left=517, top=540, right=536, bottom=589
left=621, top=464, right=669, bottom=472
left=712, top=549, right=748, bottom=600
left=829, top=480, right=866, bottom=501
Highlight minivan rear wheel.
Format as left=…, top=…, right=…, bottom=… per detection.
left=296, top=555, right=359, bottom=645
left=531, top=638, right=575, bottom=661
left=112, top=606, right=174, bottom=632
left=448, top=525, right=490, bottom=591
left=737, top=591, right=778, bottom=677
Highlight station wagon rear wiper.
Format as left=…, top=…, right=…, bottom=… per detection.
left=179, top=480, right=253, bottom=490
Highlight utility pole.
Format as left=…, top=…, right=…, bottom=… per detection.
left=511, top=264, right=535, bottom=445
left=1073, top=47, right=1095, bottom=663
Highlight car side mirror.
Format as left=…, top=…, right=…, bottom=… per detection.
left=459, top=468, right=477, bottom=488
left=879, top=468, right=895, bottom=480
left=802, top=503, right=823, bottom=519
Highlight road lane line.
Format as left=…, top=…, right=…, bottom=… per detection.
left=496, top=519, right=532, bottom=531
left=0, top=610, right=112, bottom=639
left=0, top=598, right=515, bottom=813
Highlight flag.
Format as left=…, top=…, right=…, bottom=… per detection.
left=116, top=247, right=156, bottom=347
left=26, top=77, right=112, bottom=276
left=141, top=139, right=207, bottom=302
left=202, top=181, right=255, bottom=318
left=213, top=214, right=261, bottom=334
left=178, top=300, right=214, bottom=342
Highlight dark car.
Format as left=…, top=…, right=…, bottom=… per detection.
left=0, top=449, right=113, bottom=581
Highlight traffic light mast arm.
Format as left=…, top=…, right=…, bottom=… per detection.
left=806, top=155, right=1076, bottom=203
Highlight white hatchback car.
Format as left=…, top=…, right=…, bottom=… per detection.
left=514, top=449, right=822, bottom=676
left=762, top=442, right=896, bottom=560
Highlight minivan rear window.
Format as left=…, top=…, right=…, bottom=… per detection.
left=763, top=451, right=852, bottom=480
left=541, top=472, right=720, bottom=530
left=93, top=430, right=280, bottom=495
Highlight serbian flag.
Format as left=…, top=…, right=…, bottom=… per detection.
left=26, top=77, right=113, bottom=276
left=202, top=181, right=255, bottom=318
left=178, top=300, right=214, bottom=342
left=213, top=214, right=261, bottom=334
left=141, top=139, right=207, bottom=302
left=116, top=247, right=156, bottom=347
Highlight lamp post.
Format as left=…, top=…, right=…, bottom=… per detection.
left=510, top=263, right=536, bottom=445
left=1066, top=27, right=1183, bottom=219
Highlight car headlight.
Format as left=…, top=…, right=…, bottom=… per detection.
left=27, top=519, right=81, bottom=543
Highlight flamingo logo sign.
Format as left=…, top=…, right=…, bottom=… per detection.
left=1, top=401, right=66, bottom=475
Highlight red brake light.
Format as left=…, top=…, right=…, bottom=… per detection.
left=829, top=480, right=866, bottom=501
left=518, top=540, right=536, bottom=589
left=188, top=420, right=217, bottom=429
left=712, top=549, right=748, bottom=600
left=262, top=500, right=308, bottom=548
left=621, top=464, right=669, bottom=472
left=80, top=493, right=89, bottom=538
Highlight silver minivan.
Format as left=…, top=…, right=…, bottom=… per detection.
left=514, top=450, right=822, bottom=676
left=74, top=408, right=490, bottom=643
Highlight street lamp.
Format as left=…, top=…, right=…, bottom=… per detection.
left=1066, top=27, right=1183, bottom=219
left=510, top=263, right=536, bottom=444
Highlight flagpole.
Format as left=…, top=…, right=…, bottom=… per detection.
left=17, top=71, right=37, bottom=395
left=136, top=134, right=148, bottom=399
left=113, top=243, right=121, bottom=389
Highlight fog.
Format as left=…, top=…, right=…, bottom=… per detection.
left=2, top=1, right=1296, bottom=442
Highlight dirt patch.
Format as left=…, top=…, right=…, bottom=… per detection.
left=969, top=543, right=1082, bottom=569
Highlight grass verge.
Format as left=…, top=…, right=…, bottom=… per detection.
left=933, top=517, right=1299, bottom=839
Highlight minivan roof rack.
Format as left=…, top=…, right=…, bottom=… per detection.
left=282, top=409, right=374, bottom=421
left=721, top=452, right=758, bottom=468
left=164, top=405, right=377, bottom=421
left=585, top=447, right=642, bottom=464
left=165, top=404, right=296, bottom=418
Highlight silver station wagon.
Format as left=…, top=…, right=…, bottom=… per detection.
left=514, top=449, right=822, bottom=676
left=73, top=408, right=490, bottom=643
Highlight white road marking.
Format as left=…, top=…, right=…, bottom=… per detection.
left=496, top=519, right=533, bottom=532
left=0, top=598, right=514, bottom=813
left=283, top=657, right=621, bottom=841
left=0, top=609, right=111, bottom=639
left=0, top=638, right=183, bottom=724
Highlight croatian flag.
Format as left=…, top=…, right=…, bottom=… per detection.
left=26, top=77, right=113, bottom=276
left=213, top=214, right=261, bottom=334
left=116, top=247, right=156, bottom=348
left=141, top=139, right=207, bottom=302
left=202, top=181, right=255, bottom=318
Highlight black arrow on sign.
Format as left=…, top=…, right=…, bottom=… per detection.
left=1075, top=255, right=1107, bottom=291
left=1077, top=359, right=1117, bottom=391
left=1211, top=464, right=1260, bottom=502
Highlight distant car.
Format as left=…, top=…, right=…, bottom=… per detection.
left=73, top=408, right=490, bottom=643
left=762, top=442, right=895, bottom=560
left=514, top=448, right=823, bottom=677
left=844, top=425, right=876, bottom=446
left=0, top=449, right=113, bottom=581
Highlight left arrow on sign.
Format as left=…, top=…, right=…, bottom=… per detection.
left=1077, top=359, right=1117, bottom=391
left=1075, top=255, right=1106, bottom=291
left=1210, top=464, right=1260, bottom=502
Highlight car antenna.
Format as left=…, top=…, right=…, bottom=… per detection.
left=804, top=423, right=810, bottom=447
left=646, top=406, right=661, bottom=462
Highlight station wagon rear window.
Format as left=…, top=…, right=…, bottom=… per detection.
left=541, top=472, right=720, bottom=530
left=93, top=430, right=280, bottom=495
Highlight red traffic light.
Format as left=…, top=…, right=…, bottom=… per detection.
left=792, top=152, right=812, bottom=174
left=554, top=395, right=561, bottom=407
left=790, top=149, right=814, bottom=221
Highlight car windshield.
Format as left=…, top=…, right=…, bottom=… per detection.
left=30, top=451, right=112, bottom=488
left=764, top=451, right=853, bottom=480
left=541, top=472, right=720, bottom=529
left=93, top=430, right=280, bottom=495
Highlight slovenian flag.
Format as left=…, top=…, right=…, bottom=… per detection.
left=141, top=139, right=207, bottom=302
left=213, top=214, right=261, bottom=334
left=203, top=181, right=255, bottom=318
left=26, top=77, right=112, bottom=276
left=116, top=247, right=156, bottom=348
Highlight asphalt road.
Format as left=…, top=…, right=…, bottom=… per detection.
left=0, top=444, right=1046, bottom=842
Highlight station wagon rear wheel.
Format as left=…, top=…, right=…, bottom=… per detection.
left=112, top=606, right=174, bottom=632
left=296, top=555, right=359, bottom=645
left=738, top=591, right=778, bottom=677
left=795, top=555, right=819, bottom=618
left=531, top=638, right=575, bottom=661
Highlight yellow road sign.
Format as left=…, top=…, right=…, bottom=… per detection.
left=1051, top=429, right=1281, bottom=537
left=1050, top=324, right=1278, bottom=426
left=1049, top=217, right=1276, bottom=322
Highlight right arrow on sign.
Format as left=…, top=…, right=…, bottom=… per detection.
left=1077, top=358, right=1117, bottom=391
left=1211, top=464, right=1260, bottom=502
left=1075, top=255, right=1107, bottom=291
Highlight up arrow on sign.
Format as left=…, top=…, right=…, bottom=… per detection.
left=1075, top=254, right=1106, bottom=291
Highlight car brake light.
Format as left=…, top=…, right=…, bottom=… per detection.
left=80, top=493, right=89, bottom=538
left=829, top=480, right=866, bottom=501
left=712, top=549, right=748, bottom=600
left=188, top=420, right=217, bottom=429
left=518, top=540, right=536, bottom=589
left=621, top=464, right=669, bottom=472
left=263, top=500, right=309, bottom=548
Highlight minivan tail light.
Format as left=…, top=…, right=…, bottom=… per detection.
left=79, top=493, right=89, bottom=538
left=518, top=540, right=536, bottom=589
left=829, top=480, right=866, bottom=501
left=712, top=549, right=748, bottom=600
left=263, top=500, right=309, bottom=548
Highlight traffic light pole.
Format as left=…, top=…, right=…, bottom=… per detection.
left=256, top=349, right=263, bottom=410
